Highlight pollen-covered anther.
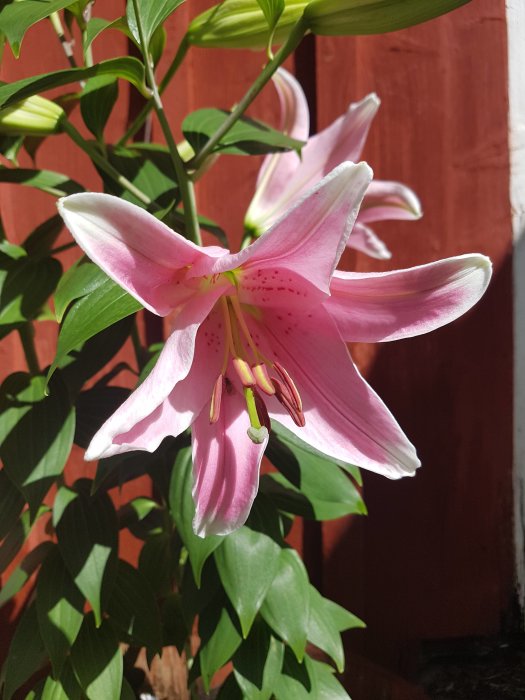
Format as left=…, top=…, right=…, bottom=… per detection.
left=209, top=374, right=225, bottom=424
left=252, top=363, right=275, bottom=395
left=233, top=357, right=256, bottom=387
left=273, top=361, right=302, bottom=412
left=272, top=377, right=306, bottom=427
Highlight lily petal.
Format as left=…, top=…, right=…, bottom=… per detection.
left=259, top=306, right=420, bottom=477
left=192, top=381, right=268, bottom=537
left=326, top=254, right=492, bottom=343
left=85, top=288, right=224, bottom=460
left=359, top=180, right=422, bottom=224
left=58, top=193, right=224, bottom=315
left=219, top=162, right=372, bottom=296
left=246, top=68, right=310, bottom=232
left=347, top=221, right=392, bottom=260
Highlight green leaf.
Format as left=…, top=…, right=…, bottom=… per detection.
left=103, top=143, right=177, bottom=207
left=183, top=108, right=305, bottom=156
left=0, top=57, right=149, bottom=109
left=0, top=506, right=48, bottom=574
left=233, top=619, right=284, bottom=700
left=0, top=166, right=84, bottom=197
left=0, top=373, right=75, bottom=514
left=305, top=657, right=350, bottom=700
left=0, top=468, right=24, bottom=540
left=272, top=422, right=362, bottom=484
left=106, top=559, right=162, bottom=654
left=83, top=16, right=124, bottom=56
left=3, top=602, right=47, bottom=700
left=0, top=254, right=62, bottom=329
left=0, top=541, right=53, bottom=608
left=37, top=663, right=83, bottom=700
left=273, top=647, right=312, bottom=699
left=0, top=0, right=78, bottom=57
left=54, top=261, right=106, bottom=323
left=23, top=215, right=64, bottom=257
left=304, top=0, right=471, bottom=36
left=169, top=446, right=223, bottom=587
left=138, top=532, right=174, bottom=597
left=80, top=76, right=118, bottom=141
left=70, top=614, right=123, bottom=700
left=48, top=272, right=141, bottom=383
left=54, top=481, right=118, bottom=626
left=256, top=0, right=284, bottom=32
left=36, top=547, right=85, bottom=676
left=260, top=548, right=309, bottom=661
left=325, top=596, right=365, bottom=633
left=198, top=597, right=243, bottom=692
left=214, top=526, right=281, bottom=637
left=126, top=0, right=185, bottom=49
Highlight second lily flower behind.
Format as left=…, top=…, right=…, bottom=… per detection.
left=245, top=68, right=421, bottom=259
left=58, top=162, right=491, bottom=537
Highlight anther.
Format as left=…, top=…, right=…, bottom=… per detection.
left=252, top=363, right=275, bottom=396
left=233, top=358, right=256, bottom=387
left=273, top=361, right=302, bottom=412
left=272, top=377, right=306, bottom=427
left=210, top=374, right=225, bottom=424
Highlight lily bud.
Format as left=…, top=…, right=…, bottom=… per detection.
left=0, top=95, right=65, bottom=137
left=304, top=0, right=470, bottom=36
left=187, top=0, right=308, bottom=49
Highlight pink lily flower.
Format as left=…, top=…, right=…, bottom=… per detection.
left=245, top=68, right=422, bottom=259
left=58, top=162, right=491, bottom=537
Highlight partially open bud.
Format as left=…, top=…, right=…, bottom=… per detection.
left=187, top=0, right=308, bottom=49
left=0, top=95, right=65, bottom=137
left=304, top=0, right=469, bottom=36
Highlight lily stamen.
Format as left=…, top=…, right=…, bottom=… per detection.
left=209, top=374, right=224, bottom=424
left=273, top=361, right=302, bottom=412
left=272, top=377, right=306, bottom=427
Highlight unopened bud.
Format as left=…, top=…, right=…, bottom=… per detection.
left=0, top=95, right=65, bottom=137
left=304, top=0, right=468, bottom=36
left=187, top=0, right=307, bottom=50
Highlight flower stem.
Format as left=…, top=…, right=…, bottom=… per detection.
left=49, top=12, right=77, bottom=69
left=117, top=36, right=189, bottom=147
left=130, top=0, right=201, bottom=245
left=18, top=323, right=40, bottom=375
left=190, top=17, right=308, bottom=171
left=61, top=119, right=153, bottom=207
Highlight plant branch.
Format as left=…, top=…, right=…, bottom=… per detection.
left=49, top=12, right=77, bottom=69
left=131, top=0, right=201, bottom=245
left=190, top=17, right=308, bottom=171
left=118, top=35, right=189, bottom=147
left=62, top=119, right=153, bottom=207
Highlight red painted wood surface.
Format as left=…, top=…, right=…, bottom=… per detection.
left=0, top=0, right=514, bottom=695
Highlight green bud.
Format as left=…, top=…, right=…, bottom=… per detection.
left=0, top=95, right=65, bottom=137
left=187, top=0, right=308, bottom=49
left=304, top=0, right=471, bottom=35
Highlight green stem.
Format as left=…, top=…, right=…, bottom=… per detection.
left=62, top=119, right=152, bottom=207
left=191, top=17, right=308, bottom=171
left=117, top=36, right=189, bottom=147
left=131, top=0, right=201, bottom=245
left=19, top=323, right=40, bottom=375
left=49, top=12, right=77, bottom=69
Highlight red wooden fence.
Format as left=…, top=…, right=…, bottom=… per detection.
left=0, top=1, right=514, bottom=696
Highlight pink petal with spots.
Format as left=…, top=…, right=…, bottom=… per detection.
left=347, top=222, right=392, bottom=259
left=326, top=254, right=492, bottom=343
left=214, top=163, right=372, bottom=297
left=58, top=193, right=226, bottom=315
left=259, top=306, right=420, bottom=478
left=85, top=287, right=225, bottom=460
left=359, top=180, right=422, bottom=224
left=192, top=383, right=267, bottom=537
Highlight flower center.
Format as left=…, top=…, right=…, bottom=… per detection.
left=209, top=283, right=305, bottom=443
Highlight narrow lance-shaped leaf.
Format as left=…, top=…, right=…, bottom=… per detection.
left=233, top=618, right=285, bottom=700
left=126, top=0, right=185, bottom=49
left=54, top=481, right=118, bottom=626
left=0, top=166, right=84, bottom=197
left=0, top=57, right=149, bottom=109
left=198, top=597, right=243, bottom=692
left=0, top=0, right=80, bottom=57
left=182, top=108, right=305, bottom=156
left=3, top=602, right=47, bottom=700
